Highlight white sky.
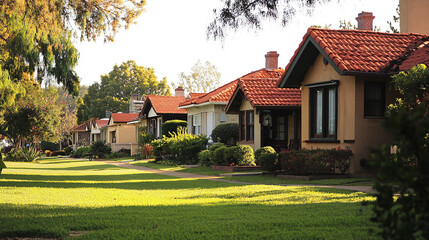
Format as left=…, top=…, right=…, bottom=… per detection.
left=74, top=0, right=399, bottom=91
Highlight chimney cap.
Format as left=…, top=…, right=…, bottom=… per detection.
left=356, top=11, right=375, bottom=31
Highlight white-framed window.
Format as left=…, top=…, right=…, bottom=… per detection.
left=192, top=114, right=202, bottom=134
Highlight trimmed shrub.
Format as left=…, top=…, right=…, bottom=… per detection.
left=63, top=147, right=73, bottom=155
left=105, top=152, right=129, bottom=159
left=45, top=150, right=52, bottom=157
left=90, top=141, right=111, bottom=158
left=279, top=148, right=352, bottom=175
left=211, top=123, right=239, bottom=145
left=255, top=146, right=277, bottom=165
left=235, top=145, right=255, bottom=166
left=118, top=148, right=131, bottom=156
left=51, top=150, right=66, bottom=156
left=73, top=146, right=91, bottom=158
left=5, top=148, right=41, bottom=162
left=161, top=120, right=187, bottom=137
left=212, top=146, right=227, bottom=166
left=40, top=141, right=59, bottom=152
left=255, top=147, right=279, bottom=171
left=198, top=150, right=211, bottom=166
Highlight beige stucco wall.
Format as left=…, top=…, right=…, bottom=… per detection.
left=238, top=99, right=260, bottom=150
left=400, top=0, right=429, bottom=34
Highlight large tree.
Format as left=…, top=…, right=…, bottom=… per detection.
left=77, top=60, right=170, bottom=123
left=173, top=60, right=221, bottom=93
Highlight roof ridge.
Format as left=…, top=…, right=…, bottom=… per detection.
left=308, top=27, right=429, bottom=37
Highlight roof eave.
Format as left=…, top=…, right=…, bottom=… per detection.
left=179, top=101, right=228, bottom=109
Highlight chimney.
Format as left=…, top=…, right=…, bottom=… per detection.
left=105, top=110, right=112, bottom=119
left=356, top=12, right=375, bottom=31
left=175, top=87, right=185, bottom=97
left=265, top=51, right=279, bottom=70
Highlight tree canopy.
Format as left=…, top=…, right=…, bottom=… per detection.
left=77, top=60, right=170, bottom=123
left=173, top=60, right=221, bottom=93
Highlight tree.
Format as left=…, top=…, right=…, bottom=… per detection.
left=77, top=60, right=171, bottom=123
left=173, top=60, right=221, bottom=93
left=387, top=4, right=400, bottom=33
left=208, top=0, right=332, bottom=40
left=369, top=64, right=429, bottom=239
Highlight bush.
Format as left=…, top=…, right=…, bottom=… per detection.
left=63, top=147, right=73, bottom=155
left=2, top=146, right=13, bottom=154
left=45, top=150, right=52, bottom=157
left=0, top=153, right=6, bottom=174
left=211, top=123, right=239, bottom=145
left=118, top=148, right=131, bottom=156
left=198, top=150, right=211, bottom=166
left=235, top=145, right=255, bottom=166
left=73, top=146, right=91, bottom=158
left=5, top=148, right=41, bottom=162
left=40, top=141, right=60, bottom=152
left=255, top=146, right=277, bottom=165
left=105, top=152, right=130, bottom=159
left=51, top=150, right=66, bottom=156
left=255, top=147, right=279, bottom=171
left=90, top=141, right=111, bottom=158
left=212, top=146, right=227, bottom=165
left=151, top=127, right=208, bottom=165
left=142, top=144, right=153, bottom=158
left=138, top=127, right=155, bottom=145
left=161, top=120, right=187, bottom=137
left=279, top=148, right=352, bottom=175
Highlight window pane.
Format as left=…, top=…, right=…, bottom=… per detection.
left=249, top=125, right=254, bottom=140
left=248, top=112, right=254, bottom=124
left=316, top=90, right=323, bottom=135
left=328, top=88, right=336, bottom=135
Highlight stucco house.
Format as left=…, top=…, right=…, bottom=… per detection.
left=277, top=15, right=429, bottom=175
left=89, top=118, right=109, bottom=144
left=178, top=80, right=238, bottom=138
left=140, top=89, right=187, bottom=138
left=104, top=112, right=139, bottom=154
left=226, top=61, right=301, bottom=151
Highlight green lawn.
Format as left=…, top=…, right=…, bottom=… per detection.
left=0, top=159, right=379, bottom=239
left=131, top=160, right=375, bottom=186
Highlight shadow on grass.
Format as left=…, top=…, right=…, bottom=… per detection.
left=0, top=202, right=378, bottom=240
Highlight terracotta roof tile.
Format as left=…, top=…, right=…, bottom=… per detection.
left=238, top=70, right=301, bottom=107
left=71, top=122, right=88, bottom=132
left=146, top=95, right=187, bottom=114
left=180, top=68, right=285, bottom=107
left=395, top=41, right=429, bottom=71
left=111, top=113, right=139, bottom=123
left=95, top=119, right=108, bottom=128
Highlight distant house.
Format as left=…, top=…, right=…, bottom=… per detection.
left=178, top=81, right=238, bottom=138
left=104, top=113, right=139, bottom=154
left=140, top=88, right=187, bottom=138
left=226, top=53, right=301, bottom=151
left=70, top=120, right=92, bottom=150
left=277, top=14, right=429, bottom=175
left=90, top=119, right=109, bottom=144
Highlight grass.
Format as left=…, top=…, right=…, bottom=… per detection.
left=0, top=159, right=379, bottom=239
left=131, top=160, right=375, bottom=186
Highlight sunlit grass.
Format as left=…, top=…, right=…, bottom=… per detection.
left=0, top=159, right=378, bottom=239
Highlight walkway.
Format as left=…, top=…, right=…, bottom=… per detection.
left=101, top=160, right=377, bottom=194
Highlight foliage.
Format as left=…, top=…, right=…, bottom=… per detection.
left=51, top=150, right=66, bottom=157
left=368, top=64, right=429, bottom=239
left=208, top=0, right=332, bottom=40
left=173, top=60, right=221, bottom=93
left=5, top=148, right=41, bottom=162
left=77, top=61, right=171, bottom=123
left=151, top=127, right=208, bottom=165
left=207, top=144, right=255, bottom=166
left=198, top=150, right=211, bottom=166
left=71, top=146, right=91, bottom=158
left=41, top=141, right=60, bottom=152
left=279, top=148, right=352, bottom=175
left=387, top=4, right=400, bottom=33
left=0, top=153, right=6, bottom=174
left=0, top=67, right=24, bottom=124
left=212, top=146, right=228, bottom=166
left=161, top=120, right=188, bottom=137
left=104, top=152, right=130, bottom=159
left=255, top=146, right=279, bottom=172
left=63, top=147, right=73, bottom=155
left=142, top=144, right=153, bottom=159
left=138, top=127, right=156, bottom=146
left=90, top=141, right=111, bottom=159
left=234, top=145, right=255, bottom=166
left=118, top=148, right=131, bottom=156
left=211, top=123, right=239, bottom=145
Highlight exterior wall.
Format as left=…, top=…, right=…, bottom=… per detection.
left=301, top=54, right=393, bottom=175
left=400, top=0, right=429, bottom=34
left=238, top=99, right=259, bottom=150
left=106, top=122, right=138, bottom=153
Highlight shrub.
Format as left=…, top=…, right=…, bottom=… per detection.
left=142, top=144, right=153, bottom=158
left=73, top=146, right=91, bottom=158
left=117, top=148, right=131, bottom=156
left=279, top=148, right=352, bottom=175
left=255, top=146, right=277, bottom=165
left=255, top=146, right=279, bottom=171
left=0, top=154, right=6, bottom=174
left=63, top=147, right=73, bottom=155
left=161, top=120, right=187, bottom=137
left=45, top=150, right=52, bottom=157
left=138, top=127, right=155, bottom=145
left=212, top=146, right=227, bottom=165
left=2, top=146, right=13, bottom=154
left=5, top=148, right=41, bottom=162
left=51, top=150, right=66, bottom=156
left=90, top=141, right=111, bottom=158
left=40, top=141, right=59, bottom=152
left=105, top=152, right=129, bottom=159
left=235, top=145, right=255, bottom=166
left=211, top=123, right=239, bottom=145
left=198, top=150, right=211, bottom=166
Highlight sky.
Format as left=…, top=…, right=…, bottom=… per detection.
left=73, top=0, right=399, bottom=91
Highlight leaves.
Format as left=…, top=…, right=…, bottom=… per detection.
left=174, top=60, right=221, bottom=93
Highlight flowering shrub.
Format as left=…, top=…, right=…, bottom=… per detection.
left=142, top=144, right=153, bottom=158
left=279, top=148, right=352, bottom=175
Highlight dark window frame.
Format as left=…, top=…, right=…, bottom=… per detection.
left=308, top=81, right=338, bottom=140
left=239, top=110, right=254, bottom=141
left=364, top=81, right=386, bottom=118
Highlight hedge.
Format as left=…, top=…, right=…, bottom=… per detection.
left=211, top=123, right=239, bottom=145
left=161, top=120, right=187, bottom=137
left=255, top=146, right=279, bottom=172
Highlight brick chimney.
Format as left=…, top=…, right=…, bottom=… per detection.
left=265, top=51, right=279, bottom=70
left=175, top=87, right=185, bottom=97
left=356, top=12, right=375, bottom=31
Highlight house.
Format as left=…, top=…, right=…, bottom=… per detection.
left=225, top=51, right=301, bottom=151
left=89, top=118, right=109, bottom=144
left=178, top=80, right=238, bottom=138
left=277, top=13, right=429, bottom=175
left=400, top=0, right=429, bottom=35
left=70, top=120, right=92, bottom=150
left=140, top=88, right=187, bottom=138
left=105, top=112, right=139, bottom=154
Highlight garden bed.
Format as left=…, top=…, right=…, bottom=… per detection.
left=211, top=165, right=260, bottom=172
left=276, top=174, right=349, bottom=181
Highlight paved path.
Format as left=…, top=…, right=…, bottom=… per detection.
left=100, top=160, right=377, bottom=194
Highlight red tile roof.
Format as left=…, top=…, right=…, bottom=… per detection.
left=111, top=113, right=139, bottom=123
left=187, top=93, right=205, bottom=99
left=146, top=95, right=187, bottom=114
left=95, top=119, right=108, bottom=128
left=395, top=41, right=429, bottom=71
left=180, top=68, right=285, bottom=107
left=71, top=122, right=88, bottom=132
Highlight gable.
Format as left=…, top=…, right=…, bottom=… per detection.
left=148, top=107, right=158, bottom=118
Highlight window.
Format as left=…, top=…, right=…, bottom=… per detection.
left=277, top=116, right=286, bottom=141
left=364, top=81, right=385, bottom=118
left=310, top=83, right=337, bottom=139
left=239, top=110, right=254, bottom=141
left=192, top=114, right=201, bottom=134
